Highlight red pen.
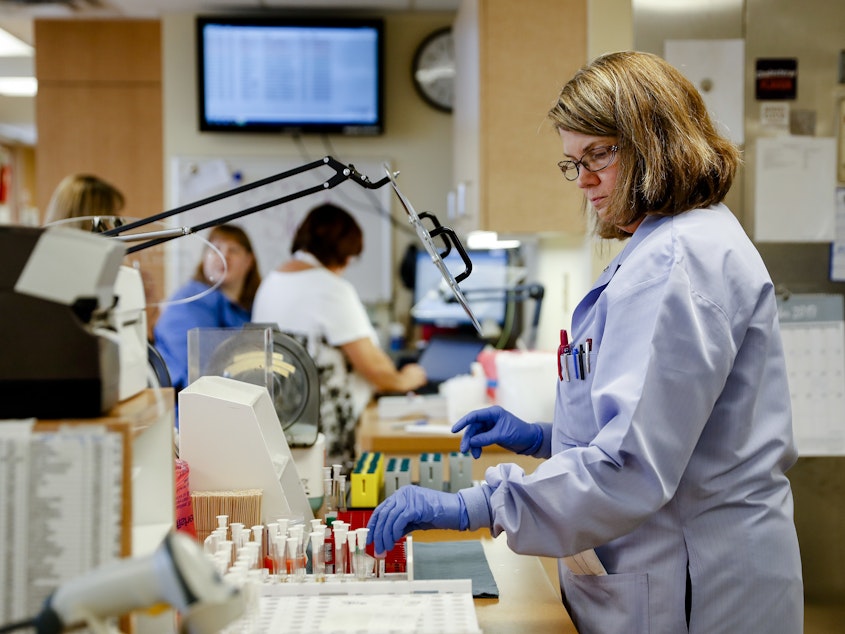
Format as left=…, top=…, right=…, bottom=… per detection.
left=557, top=329, right=570, bottom=382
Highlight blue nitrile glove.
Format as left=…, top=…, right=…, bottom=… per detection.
left=366, top=485, right=469, bottom=556
left=452, top=405, right=543, bottom=458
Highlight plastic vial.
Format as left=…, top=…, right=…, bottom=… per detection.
left=334, top=525, right=348, bottom=578
left=285, top=537, right=301, bottom=579
left=338, top=475, right=348, bottom=512
left=355, top=528, right=370, bottom=580
left=310, top=531, right=325, bottom=582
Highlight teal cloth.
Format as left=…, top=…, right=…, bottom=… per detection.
left=413, top=540, right=500, bottom=598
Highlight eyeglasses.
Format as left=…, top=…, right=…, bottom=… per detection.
left=558, top=145, right=618, bottom=181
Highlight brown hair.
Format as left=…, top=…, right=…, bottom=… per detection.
left=44, top=174, right=126, bottom=225
left=291, top=203, right=363, bottom=267
left=548, top=51, right=741, bottom=239
left=193, top=224, right=261, bottom=310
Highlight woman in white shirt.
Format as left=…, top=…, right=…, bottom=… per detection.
left=253, top=203, right=426, bottom=467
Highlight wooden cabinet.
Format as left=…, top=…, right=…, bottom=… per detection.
left=453, top=0, right=588, bottom=235
left=34, top=19, right=166, bottom=313
left=33, top=19, right=162, bottom=220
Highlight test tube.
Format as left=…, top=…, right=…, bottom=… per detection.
left=355, top=528, right=370, bottom=580
left=277, top=518, right=289, bottom=540
left=310, top=531, right=325, bottom=582
left=212, top=550, right=230, bottom=577
left=286, top=537, right=301, bottom=580
left=346, top=531, right=357, bottom=577
left=217, top=540, right=235, bottom=570
left=334, top=525, right=348, bottom=578
left=338, top=474, right=348, bottom=513
left=203, top=533, right=218, bottom=556
left=290, top=525, right=307, bottom=580
left=332, top=464, right=343, bottom=518
left=252, top=525, right=265, bottom=566
left=230, top=523, right=245, bottom=557
left=323, top=478, right=336, bottom=522
left=242, top=542, right=261, bottom=570
left=271, top=534, right=286, bottom=582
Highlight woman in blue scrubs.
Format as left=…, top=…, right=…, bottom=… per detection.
left=367, top=51, right=803, bottom=633
left=153, top=224, right=261, bottom=393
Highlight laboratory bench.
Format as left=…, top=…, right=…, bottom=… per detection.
left=355, top=400, right=844, bottom=633
left=355, top=398, right=574, bottom=631
left=356, top=399, right=543, bottom=482
left=412, top=529, right=576, bottom=633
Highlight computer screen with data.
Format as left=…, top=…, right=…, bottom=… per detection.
left=412, top=248, right=511, bottom=328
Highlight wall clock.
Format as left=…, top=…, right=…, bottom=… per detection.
left=412, top=27, right=455, bottom=113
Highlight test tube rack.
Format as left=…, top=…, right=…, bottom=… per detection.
left=350, top=452, right=384, bottom=508
left=349, top=451, right=476, bottom=511
left=337, top=509, right=409, bottom=574
left=419, top=452, right=444, bottom=490
left=384, top=457, right=412, bottom=497
left=247, top=577, right=481, bottom=634
left=449, top=452, right=474, bottom=493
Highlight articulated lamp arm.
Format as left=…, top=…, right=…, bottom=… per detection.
left=101, top=156, right=482, bottom=332
left=102, top=156, right=391, bottom=255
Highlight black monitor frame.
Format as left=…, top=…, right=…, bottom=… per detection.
left=196, top=15, right=385, bottom=136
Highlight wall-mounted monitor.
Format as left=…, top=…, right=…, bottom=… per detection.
left=412, top=248, right=512, bottom=328
left=196, top=16, right=384, bottom=135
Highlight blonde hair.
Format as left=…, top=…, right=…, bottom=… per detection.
left=548, top=51, right=741, bottom=239
left=44, top=174, right=125, bottom=225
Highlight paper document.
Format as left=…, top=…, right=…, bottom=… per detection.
left=563, top=549, right=607, bottom=576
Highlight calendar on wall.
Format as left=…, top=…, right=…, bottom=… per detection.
left=777, top=293, right=845, bottom=455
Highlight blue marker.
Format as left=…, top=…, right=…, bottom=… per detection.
left=573, top=347, right=580, bottom=380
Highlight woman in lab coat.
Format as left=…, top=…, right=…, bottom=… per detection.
left=366, top=51, right=803, bottom=633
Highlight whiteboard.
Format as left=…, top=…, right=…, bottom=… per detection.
left=167, top=156, right=393, bottom=303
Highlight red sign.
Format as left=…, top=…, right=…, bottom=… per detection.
left=756, top=58, right=797, bottom=100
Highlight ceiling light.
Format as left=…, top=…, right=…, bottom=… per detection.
left=466, top=230, right=521, bottom=250
left=0, top=28, right=33, bottom=57
left=0, top=77, right=37, bottom=97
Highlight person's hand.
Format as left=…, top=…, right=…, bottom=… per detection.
left=398, top=363, right=427, bottom=391
left=452, top=405, right=542, bottom=458
left=366, top=485, right=467, bottom=556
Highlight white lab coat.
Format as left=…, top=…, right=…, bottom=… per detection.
left=460, top=205, right=803, bottom=633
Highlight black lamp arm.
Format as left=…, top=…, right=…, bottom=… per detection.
left=100, top=156, right=391, bottom=254
left=417, top=211, right=473, bottom=284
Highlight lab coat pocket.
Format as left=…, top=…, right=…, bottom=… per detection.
left=555, top=355, right=597, bottom=446
left=562, top=569, right=650, bottom=634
